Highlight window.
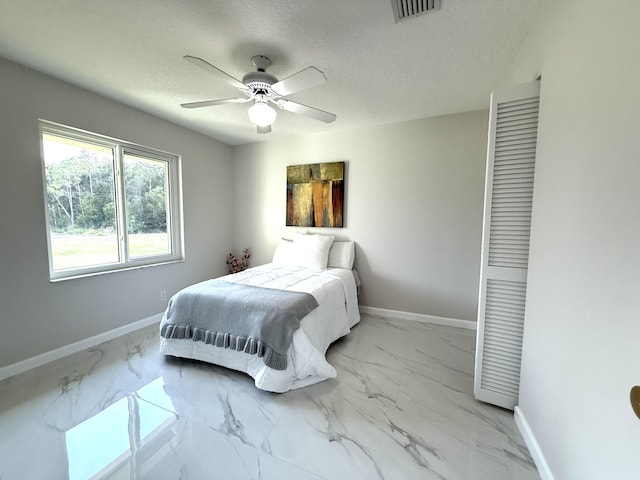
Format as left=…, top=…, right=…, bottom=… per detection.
left=40, top=121, right=183, bottom=281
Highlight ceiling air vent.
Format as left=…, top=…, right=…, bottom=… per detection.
left=391, top=0, right=441, bottom=22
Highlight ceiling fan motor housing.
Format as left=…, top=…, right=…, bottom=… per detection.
left=242, top=71, right=278, bottom=94
left=243, top=55, right=278, bottom=95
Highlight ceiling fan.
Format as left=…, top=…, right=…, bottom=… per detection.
left=180, top=55, right=336, bottom=134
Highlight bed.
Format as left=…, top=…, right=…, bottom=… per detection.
left=159, top=234, right=360, bottom=392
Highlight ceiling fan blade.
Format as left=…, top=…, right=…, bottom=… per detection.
left=271, top=67, right=326, bottom=96
left=183, top=55, right=247, bottom=90
left=180, top=97, right=250, bottom=109
left=257, top=125, right=271, bottom=134
left=278, top=100, right=336, bottom=123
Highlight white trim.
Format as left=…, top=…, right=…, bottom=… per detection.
left=359, top=305, right=476, bottom=330
left=0, top=313, right=163, bottom=382
left=514, top=406, right=554, bottom=480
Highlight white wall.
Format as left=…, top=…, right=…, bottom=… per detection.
left=0, top=57, right=234, bottom=368
left=507, top=0, right=640, bottom=478
left=232, top=111, right=488, bottom=321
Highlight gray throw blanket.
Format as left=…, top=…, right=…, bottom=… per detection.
left=160, top=279, right=319, bottom=370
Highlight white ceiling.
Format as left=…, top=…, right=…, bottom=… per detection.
left=0, top=0, right=539, bottom=146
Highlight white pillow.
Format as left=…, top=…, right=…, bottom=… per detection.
left=292, top=233, right=334, bottom=270
left=327, top=241, right=355, bottom=269
left=272, top=238, right=294, bottom=265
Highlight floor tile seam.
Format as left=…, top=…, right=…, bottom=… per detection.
left=3, top=341, right=163, bottom=406
left=135, top=394, right=179, bottom=416
left=256, top=388, right=389, bottom=476
left=165, top=414, right=328, bottom=479
left=255, top=429, right=332, bottom=480
left=241, top=396, right=297, bottom=452
left=391, top=393, right=528, bottom=452
left=34, top=360, right=175, bottom=430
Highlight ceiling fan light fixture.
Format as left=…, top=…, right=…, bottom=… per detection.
left=248, top=100, right=276, bottom=127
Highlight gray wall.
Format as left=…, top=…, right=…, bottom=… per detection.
left=232, top=111, right=488, bottom=321
left=0, top=58, right=234, bottom=368
left=507, top=0, right=640, bottom=477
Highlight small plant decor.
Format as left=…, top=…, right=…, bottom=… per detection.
left=226, top=248, right=251, bottom=273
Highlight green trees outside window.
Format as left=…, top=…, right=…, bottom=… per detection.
left=40, top=122, right=183, bottom=279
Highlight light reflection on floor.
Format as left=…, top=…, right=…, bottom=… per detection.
left=66, top=377, right=176, bottom=480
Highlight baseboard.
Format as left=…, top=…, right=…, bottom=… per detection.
left=0, top=313, right=163, bottom=382
left=514, top=406, right=554, bottom=480
left=359, top=305, right=476, bottom=330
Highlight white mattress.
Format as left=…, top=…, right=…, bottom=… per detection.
left=159, top=263, right=360, bottom=392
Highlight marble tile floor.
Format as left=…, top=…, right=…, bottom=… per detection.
left=0, top=315, right=540, bottom=480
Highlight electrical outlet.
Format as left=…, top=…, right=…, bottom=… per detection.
left=160, top=290, right=167, bottom=301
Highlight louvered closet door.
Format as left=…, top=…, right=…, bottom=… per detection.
left=474, top=80, right=540, bottom=410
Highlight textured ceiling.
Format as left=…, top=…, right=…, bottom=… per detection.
left=0, top=0, right=539, bottom=145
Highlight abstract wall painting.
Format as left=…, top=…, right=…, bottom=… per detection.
left=286, top=162, right=344, bottom=228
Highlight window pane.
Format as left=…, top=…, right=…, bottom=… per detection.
left=41, top=121, right=183, bottom=281
left=123, top=154, right=170, bottom=258
left=43, top=134, right=119, bottom=271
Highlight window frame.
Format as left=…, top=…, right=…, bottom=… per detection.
left=39, top=120, right=184, bottom=281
